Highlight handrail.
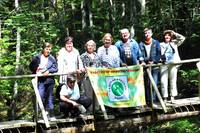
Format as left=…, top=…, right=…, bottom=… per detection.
left=0, top=58, right=199, bottom=80
left=145, top=58, right=200, bottom=67
left=0, top=72, right=76, bottom=80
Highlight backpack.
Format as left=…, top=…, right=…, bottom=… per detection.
left=56, top=83, right=66, bottom=100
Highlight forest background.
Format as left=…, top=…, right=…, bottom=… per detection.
left=0, top=0, right=200, bottom=132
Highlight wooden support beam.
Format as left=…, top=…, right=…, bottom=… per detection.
left=146, top=68, right=167, bottom=112
left=39, top=110, right=200, bottom=132
left=31, top=77, right=50, bottom=128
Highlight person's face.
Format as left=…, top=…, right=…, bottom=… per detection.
left=43, top=47, right=51, bottom=57
left=67, top=80, right=75, bottom=89
left=103, top=36, right=112, bottom=48
left=65, top=41, right=73, bottom=52
left=164, top=34, right=171, bottom=43
left=144, top=30, right=153, bottom=39
left=86, top=43, right=95, bottom=54
left=121, top=32, right=130, bottom=41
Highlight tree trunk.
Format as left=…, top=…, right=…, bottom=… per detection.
left=138, top=0, right=145, bottom=15
left=10, top=0, right=21, bottom=120
left=121, top=2, right=126, bottom=27
left=0, top=19, right=1, bottom=76
left=81, top=1, right=87, bottom=29
left=108, top=0, right=115, bottom=34
left=88, top=1, right=94, bottom=38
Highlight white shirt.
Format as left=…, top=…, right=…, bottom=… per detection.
left=57, top=47, right=83, bottom=83
left=144, top=43, right=152, bottom=59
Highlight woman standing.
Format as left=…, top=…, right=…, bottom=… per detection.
left=80, top=40, right=102, bottom=112
left=81, top=40, right=102, bottom=68
left=29, top=42, right=58, bottom=118
left=57, top=36, right=84, bottom=83
left=160, top=30, right=185, bottom=102
left=97, top=33, right=120, bottom=68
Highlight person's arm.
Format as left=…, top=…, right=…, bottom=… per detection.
left=46, top=55, right=58, bottom=73
left=153, top=40, right=161, bottom=64
left=172, top=31, right=186, bottom=47
left=60, top=95, right=80, bottom=107
left=29, top=55, right=40, bottom=74
left=133, top=40, right=144, bottom=64
left=57, top=49, right=64, bottom=73
left=115, top=41, right=126, bottom=67
left=60, top=85, right=80, bottom=107
left=114, top=46, right=121, bottom=68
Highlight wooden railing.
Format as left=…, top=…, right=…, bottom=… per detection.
left=0, top=58, right=199, bottom=128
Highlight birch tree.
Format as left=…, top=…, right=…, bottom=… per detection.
left=138, top=0, right=145, bottom=15
left=10, top=0, right=20, bottom=120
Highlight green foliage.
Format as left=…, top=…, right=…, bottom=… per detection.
left=150, top=116, right=200, bottom=133
left=179, top=69, right=199, bottom=87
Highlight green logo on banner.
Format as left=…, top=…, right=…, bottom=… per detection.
left=111, top=81, right=124, bottom=96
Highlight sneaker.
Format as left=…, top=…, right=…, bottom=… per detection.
left=163, top=98, right=167, bottom=103
left=49, top=116, right=57, bottom=121
left=78, top=105, right=86, bottom=114
left=152, top=103, right=158, bottom=108
left=171, top=96, right=175, bottom=103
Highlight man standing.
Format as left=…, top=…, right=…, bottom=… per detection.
left=139, top=28, right=161, bottom=106
left=115, top=28, right=144, bottom=66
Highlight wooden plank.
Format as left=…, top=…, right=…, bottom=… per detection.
left=0, top=120, right=36, bottom=130
left=165, top=97, right=200, bottom=107
left=146, top=68, right=167, bottom=112
left=37, top=115, right=94, bottom=124
left=31, top=77, right=50, bottom=128
left=44, top=124, right=95, bottom=133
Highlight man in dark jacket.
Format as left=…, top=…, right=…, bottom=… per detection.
left=139, top=28, right=161, bottom=107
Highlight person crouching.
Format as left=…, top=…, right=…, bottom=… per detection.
left=59, top=74, right=91, bottom=117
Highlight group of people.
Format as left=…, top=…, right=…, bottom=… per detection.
left=29, top=27, right=185, bottom=119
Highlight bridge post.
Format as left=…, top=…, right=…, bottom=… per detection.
left=196, top=62, right=200, bottom=99
left=146, top=68, right=167, bottom=113
left=31, top=77, right=50, bottom=128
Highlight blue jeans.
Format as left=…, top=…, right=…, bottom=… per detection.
left=38, top=82, right=54, bottom=110
left=144, top=67, right=160, bottom=103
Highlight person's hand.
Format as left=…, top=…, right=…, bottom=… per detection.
left=140, top=61, right=146, bottom=66
left=77, top=68, right=85, bottom=73
left=121, top=63, right=127, bottom=67
left=71, top=101, right=80, bottom=107
left=148, top=61, right=154, bottom=64
left=43, top=70, right=49, bottom=76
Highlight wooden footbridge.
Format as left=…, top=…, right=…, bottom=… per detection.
left=0, top=58, right=200, bottom=133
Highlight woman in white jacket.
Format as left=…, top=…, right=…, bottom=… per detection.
left=57, top=36, right=84, bottom=83
left=160, top=30, right=185, bottom=102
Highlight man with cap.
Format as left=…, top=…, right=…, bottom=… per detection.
left=59, top=74, right=91, bottom=117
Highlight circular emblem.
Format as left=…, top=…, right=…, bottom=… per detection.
left=111, top=81, right=124, bottom=96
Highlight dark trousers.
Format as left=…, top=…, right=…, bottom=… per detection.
left=81, top=77, right=99, bottom=112
left=59, top=95, right=91, bottom=116
left=38, top=82, right=54, bottom=110
left=144, top=67, right=160, bottom=103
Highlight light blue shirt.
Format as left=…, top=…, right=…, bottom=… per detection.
left=160, top=42, right=174, bottom=62
left=60, top=83, right=80, bottom=100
